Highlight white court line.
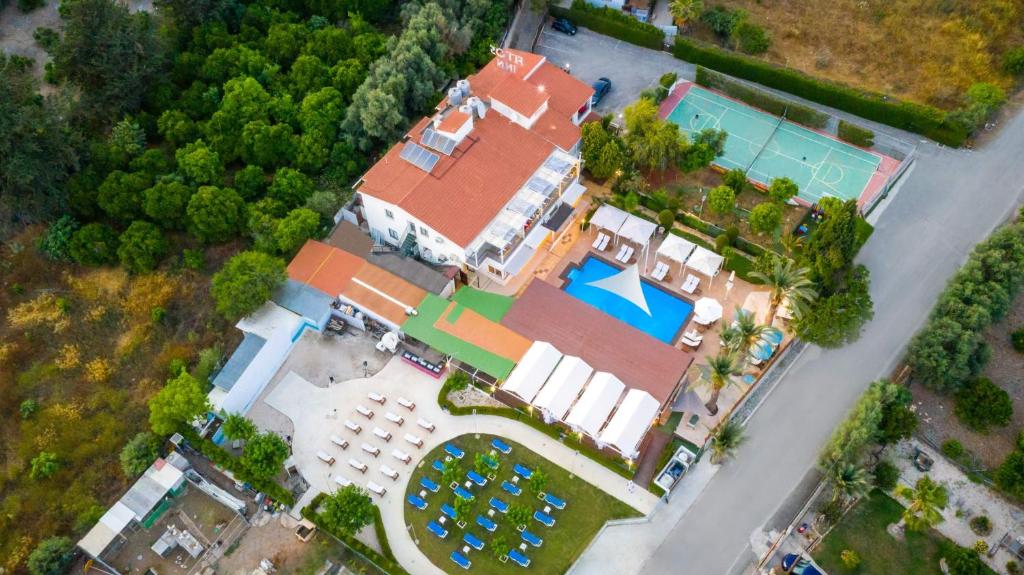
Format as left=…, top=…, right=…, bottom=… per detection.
left=687, top=89, right=780, bottom=133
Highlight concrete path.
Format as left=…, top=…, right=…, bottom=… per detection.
left=622, top=105, right=1024, bottom=574
left=264, top=357, right=658, bottom=575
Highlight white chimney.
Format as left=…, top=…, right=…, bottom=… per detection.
left=457, top=79, right=471, bottom=98
left=447, top=87, right=463, bottom=107
left=467, top=96, right=486, bottom=119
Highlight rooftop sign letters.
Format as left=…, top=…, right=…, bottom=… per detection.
left=490, top=45, right=524, bottom=73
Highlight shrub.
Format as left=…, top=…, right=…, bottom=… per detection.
left=27, top=537, right=74, bottom=575
left=117, top=221, right=168, bottom=273
left=942, top=439, right=964, bottom=459
left=748, top=202, right=781, bottom=234
left=722, top=168, right=748, bottom=194
left=732, top=20, right=770, bottom=55
left=707, top=185, right=735, bottom=215
left=38, top=215, right=79, bottom=261
left=69, top=223, right=121, bottom=266
left=659, top=72, right=678, bottom=89
left=1012, top=327, right=1024, bottom=352
left=182, top=248, right=205, bottom=271
left=714, top=234, right=730, bottom=251
left=840, top=549, right=861, bottom=570
left=945, top=545, right=988, bottom=575
left=695, top=67, right=828, bottom=129
left=120, top=432, right=160, bottom=477
left=677, top=41, right=966, bottom=145
left=767, top=177, right=798, bottom=204
left=18, top=0, right=45, bottom=12
left=658, top=209, right=675, bottom=229
left=1005, top=47, right=1024, bottom=76
left=20, top=399, right=39, bottom=419
left=550, top=1, right=665, bottom=50
left=211, top=251, right=287, bottom=320
left=1008, top=560, right=1021, bottom=575
left=969, top=515, right=992, bottom=536
left=700, top=5, right=743, bottom=39
left=954, top=377, right=1012, bottom=432
left=837, top=120, right=875, bottom=148
left=873, top=460, right=898, bottom=491
left=32, top=27, right=60, bottom=52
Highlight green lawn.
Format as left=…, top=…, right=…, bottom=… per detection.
left=405, top=434, right=639, bottom=574
left=813, top=490, right=994, bottom=575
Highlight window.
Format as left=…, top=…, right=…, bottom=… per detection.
left=419, top=226, right=429, bottom=237
left=385, top=209, right=395, bottom=220
left=388, top=228, right=400, bottom=240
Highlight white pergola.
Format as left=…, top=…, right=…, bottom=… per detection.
left=589, top=204, right=629, bottom=239
left=684, top=245, right=726, bottom=284
left=590, top=204, right=658, bottom=268
left=656, top=234, right=698, bottom=275
left=532, top=355, right=593, bottom=421
left=501, top=341, right=562, bottom=403
left=565, top=372, right=625, bottom=438
left=598, top=389, right=661, bottom=460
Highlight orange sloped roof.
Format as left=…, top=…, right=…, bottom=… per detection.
left=438, top=110, right=471, bottom=134
left=527, top=63, right=594, bottom=118
left=287, top=240, right=364, bottom=296
left=433, top=302, right=532, bottom=362
left=351, top=264, right=427, bottom=311
left=490, top=74, right=548, bottom=118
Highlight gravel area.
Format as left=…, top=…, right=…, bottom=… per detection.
left=447, top=385, right=505, bottom=409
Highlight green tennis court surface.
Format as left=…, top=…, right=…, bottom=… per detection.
left=666, top=85, right=883, bottom=204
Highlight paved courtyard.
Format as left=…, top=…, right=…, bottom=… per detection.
left=261, top=354, right=658, bottom=575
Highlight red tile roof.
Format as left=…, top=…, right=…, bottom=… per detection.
left=490, top=74, right=548, bottom=118
left=527, top=63, right=595, bottom=118
left=500, top=280, right=693, bottom=405
left=287, top=240, right=363, bottom=296
left=438, top=110, right=470, bottom=134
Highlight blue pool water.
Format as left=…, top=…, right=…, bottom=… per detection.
left=563, top=256, right=693, bottom=344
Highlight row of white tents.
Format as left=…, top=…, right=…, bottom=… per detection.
left=501, top=341, right=660, bottom=459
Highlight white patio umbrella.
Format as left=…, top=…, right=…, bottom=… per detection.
left=693, top=297, right=723, bottom=323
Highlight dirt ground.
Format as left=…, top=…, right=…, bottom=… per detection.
left=912, top=290, right=1024, bottom=470
left=0, top=0, right=60, bottom=88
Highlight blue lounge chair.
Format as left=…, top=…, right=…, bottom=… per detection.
left=406, top=495, right=428, bottom=510
left=467, top=470, right=487, bottom=486
left=476, top=515, right=497, bottom=532
left=491, top=438, right=512, bottom=455
left=521, top=530, right=543, bottom=547
left=501, top=480, right=522, bottom=496
left=463, top=532, right=485, bottom=551
left=431, top=459, right=445, bottom=473
left=445, top=443, right=465, bottom=459
left=489, top=497, right=509, bottom=513
left=534, top=510, right=555, bottom=527
left=513, top=463, right=533, bottom=479
left=509, top=549, right=531, bottom=567
left=450, top=551, right=471, bottom=570
left=427, top=521, right=448, bottom=539
left=543, top=492, right=566, bottom=510
left=454, top=486, right=474, bottom=500
left=441, top=503, right=458, bottom=520
left=420, top=476, right=440, bottom=492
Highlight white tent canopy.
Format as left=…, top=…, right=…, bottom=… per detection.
left=584, top=263, right=651, bottom=315
left=685, top=246, right=725, bottom=280
left=532, top=356, right=593, bottom=420
left=617, top=215, right=657, bottom=246
left=598, top=390, right=661, bottom=459
left=589, top=204, right=629, bottom=237
left=565, top=372, right=625, bottom=438
left=656, top=234, right=697, bottom=273
left=502, top=341, right=562, bottom=403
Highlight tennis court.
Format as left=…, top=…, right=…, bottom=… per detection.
left=665, top=84, right=886, bottom=204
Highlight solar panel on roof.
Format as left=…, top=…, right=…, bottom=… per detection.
left=399, top=141, right=440, bottom=173
left=421, top=128, right=457, bottom=156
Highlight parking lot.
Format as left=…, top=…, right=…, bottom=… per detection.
left=535, top=26, right=693, bottom=115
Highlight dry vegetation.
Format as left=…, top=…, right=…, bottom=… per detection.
left=0, top=227, right=234, bottom=572
left=699, top=0, right=1024, bottom=108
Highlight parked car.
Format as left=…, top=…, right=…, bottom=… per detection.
left=552, top=17, right=577, bottom=35
left=781, top=554, right=823, bottom=575
left=591, top=77, right=612, bottom=106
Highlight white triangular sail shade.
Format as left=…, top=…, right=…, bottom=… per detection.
left=584, top=263, right=651, bottom=315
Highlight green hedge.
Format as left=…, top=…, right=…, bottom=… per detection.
left=674, top=38, right=968, bottom=146
left=695, top=67, right=829, bottom=129
left=301, top=494, right=409, bottom=575
left=837, top=120, right=875, bottom=147
left=550, top=1, right=665, bottom=50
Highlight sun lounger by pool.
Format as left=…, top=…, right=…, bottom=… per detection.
left=450, top=551, right=471, bottom=570
left=391, top=449, right=411, bottom=464
left=405, top=433, right=424, bottom=448
left=355, top=405, right=374, bottom=419
left=681, top=334, right=702, bottom=349
left=445, top=444, right=465, bottom=459
left=489, top=497, right=509, bottom=513
left=467, top=470, right=487, bottom=486
left=334, top=475, right=352, bottom=487
left=407, top=495, right=428, bottom=510
left=454, top=486, right=474, bottom=500
left=534, top=511, right=555, bottom=527
left=428, top=521, right=448, bottom=539
left=593, top=232, right=610, bottom=251
left=361, top=443, right=380, bottom=457
left=509, top=549, right=531, bottom=567
left=513, top=463, right=533, bottom=479
left=441, top=503, right=458, bottom=520
left=521, top=530, right=543, bottom=547
left=476, top=515, right=497, bottom=532
left=614, top=244, right=628, bottom=262
left=380, top=465, right=399, bottom=480
left=348, top=458, right=368, bottom=473
left=316, top=451, right=335, bottom=465
left=384, top=412, right=404, bottom=426
left=616, top=245, right=634, bottom=263
left=682, top=273, right=700, bottom=294
left=417, top=418, right=435, bottom=432
left=542, top=493, right=566, bottom=510
left=464, top=532, right=485, bottom=551
left=329, top=435, right=349, bottom=449
left=397, top=396, right=415, bottom=411
left=344, top=419, right=362, bottom=434
left=366, top=481, right=386, bottom=496
left=491, top=438, right=512, bottom=455
left=372, top=427, right=392, bottom=441
left=652, top=261, right=669, bottom=281
left=367, top=392, right=386, bottom=404
left=420, top=476, right=440, bottom=492
left=432, top=460, right=445, bottom=473
left=501, top=480, right=522, bottom=496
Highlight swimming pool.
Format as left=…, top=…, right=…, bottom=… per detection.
left=563, top=256, right=693, bottom=344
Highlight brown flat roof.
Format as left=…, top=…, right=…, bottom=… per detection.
left=500, top=280, right=692, bottom=405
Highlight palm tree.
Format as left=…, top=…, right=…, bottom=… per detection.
left=697, top=352, right=742, bottom=415
left=779, top=229, right=803, bottom=257
left=669, top=0, right=704, bottom=27
left=722, top=307, right=781, bottom=357
left=710, top=419, right=745, bottom=464
left=750, top=258, right=817, bottom=327
left=894, top=475, right=948, bottom=532
left=824, top=457, right=872, bottom=503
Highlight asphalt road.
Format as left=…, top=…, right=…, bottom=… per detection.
left=639, top=108, right=1024, bottom=573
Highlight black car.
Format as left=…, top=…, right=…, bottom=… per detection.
left=780, top=554, right=823, bottom=575
left=552, top=17, right=577, bottom=35
left=591, top=77, right=611, bottom=106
